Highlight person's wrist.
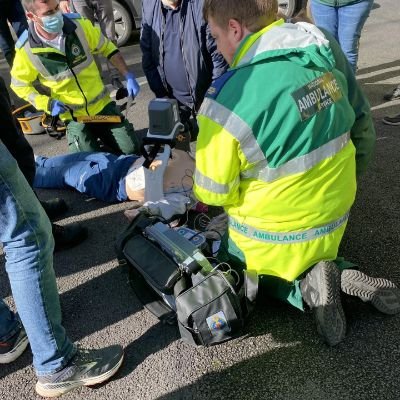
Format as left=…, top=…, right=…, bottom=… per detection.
left=125, top=71, right=135, bottom=80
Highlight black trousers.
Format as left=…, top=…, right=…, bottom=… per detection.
left=0, top=0, right=28, bottom=66
left=0, top=76, right=35, bottom=185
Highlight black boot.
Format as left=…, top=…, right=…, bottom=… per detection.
left=41, top=198, right=68, bottom=220
left=52, top=223, right=88, bottom=252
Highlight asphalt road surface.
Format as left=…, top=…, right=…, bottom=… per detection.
left=1, top=2, right=400, bottom=399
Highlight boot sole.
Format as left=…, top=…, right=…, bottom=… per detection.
left=35, top=353, right=124, bottom=398
left=312, top=262, right=346, bottom=346
left=341, top=269, right=400, bottom=314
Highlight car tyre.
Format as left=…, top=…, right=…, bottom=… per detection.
left=113, top=0, right=133, bottom=47
left=278, top=0, right=302, bottom=17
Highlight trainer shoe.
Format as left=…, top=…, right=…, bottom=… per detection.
left=35, top=345, right=124, bottom=398
left=300, top=261, right=346, bottom=346
left=0, top=328, right=29, bottom=364
left=382, top=113, right=400, bottom=126
left=341, top=269, right=400, bottom=314
left=383, top=85, right=400, bottom=101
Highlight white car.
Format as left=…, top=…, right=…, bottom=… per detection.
left=113, top=0, right=306, bottom=47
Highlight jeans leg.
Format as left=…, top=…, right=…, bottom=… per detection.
left=0, top=299, right=20, bottom=342
left=337, top=0, right=374, bottom=72
left=0, top=141, right=75, bottom=375
left=310, top=1, right=339, bottom=42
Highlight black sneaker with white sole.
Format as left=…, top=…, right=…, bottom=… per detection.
left=341, top=269, right=400, bottom=314
left=35, top=345, right=124, bottom=398
left=0, top=328, right=29, bottom=364
left=300, top=261, right=346, bottom=346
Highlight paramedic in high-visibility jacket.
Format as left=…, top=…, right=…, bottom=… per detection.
left=11, top=0, right=140, bottom=155
left=194, top=0, right=400, bottom=346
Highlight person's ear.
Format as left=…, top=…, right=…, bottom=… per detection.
left=26, top=11, right=35, bottom=22
left=228, top=18, right=245, bottom=43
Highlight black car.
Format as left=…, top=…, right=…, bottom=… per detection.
left=113, top=0, right=306, bottom=47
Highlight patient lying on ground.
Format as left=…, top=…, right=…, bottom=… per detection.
left=34, top=149, right=195, bottom=218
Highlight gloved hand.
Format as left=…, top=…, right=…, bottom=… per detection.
left=50, top=100, right=68, bottom=116
left=125, top=72, right=140, bottom=98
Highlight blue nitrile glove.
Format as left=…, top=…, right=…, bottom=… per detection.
left=50, top=100, right=68, bottom=116
left=125, top=72, right=140, bottom=98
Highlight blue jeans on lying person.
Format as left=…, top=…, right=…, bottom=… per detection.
left=0, top=141, right=76, bottom=375
left=34, top=152, right=139, bottom=203
left=311, top=0, right=374, bottom=72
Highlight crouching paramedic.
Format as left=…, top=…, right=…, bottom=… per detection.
left=10, top=0, right=140, bottom=155
left=194, top=0, right=400, bottom=347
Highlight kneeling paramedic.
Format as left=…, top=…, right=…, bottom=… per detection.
left=11, top=0, right=140, bottom=155
left=194, top=0, right=400, bottom=346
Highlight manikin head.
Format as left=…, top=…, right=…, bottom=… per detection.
left=203, top=0, right=277, bottom=64
left=23, top=0, right=64, bottom=39
left=161, top=0, right=181, bottom=9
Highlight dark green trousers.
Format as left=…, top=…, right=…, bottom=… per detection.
left=66, top=101, right=139, bottom=155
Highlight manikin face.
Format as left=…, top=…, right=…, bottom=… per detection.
left=161, top=0, right=181, bottom=8
left=208, top=16, right=243, bottom=65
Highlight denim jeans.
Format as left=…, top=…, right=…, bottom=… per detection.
left=34, top=152, right=138, bottom=203
left=311, top=0, right=374, bottom=72
left=0, top=141, right=76, bottom=375
left=0, top=0, right=28, bottom=66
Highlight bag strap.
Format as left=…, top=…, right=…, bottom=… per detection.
left=239, top=270, right=259, bottom=316
left=128, top=267, right=177, bottom=325
left=115, top=212, right=154, bottom=260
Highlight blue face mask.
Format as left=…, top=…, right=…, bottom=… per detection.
left=40, top=10, right=64, bottom=34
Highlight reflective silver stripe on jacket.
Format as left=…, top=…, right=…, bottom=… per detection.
left=241, top=132, right=350, bottom=183
left=237, top=23, right=330, bottom=68
left=27, top=93, right=39, bottom=109
left=11, top=77, right=28, bottom=87
left=199, top=97, right=266, bottom=164
left=65, top=86, right=109, bottom=111
left=95, top=34, right=106, bottom=52
left=194, top=168, right=239, bottom=195
left=23, top=21, right=94, bottom=81
left=229, top=212, right=349, bottom=244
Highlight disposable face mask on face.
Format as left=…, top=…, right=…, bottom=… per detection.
left=40, top=10, right=64, bottom=34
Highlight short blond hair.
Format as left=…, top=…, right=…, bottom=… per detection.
left=203, top=0, right=278, bottom=32
left=22, top=0, right=52, bottom=12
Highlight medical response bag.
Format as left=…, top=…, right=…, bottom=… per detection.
left=115, top=213, right=258, bottom=346
left=12, top=103, right=45, bottom=135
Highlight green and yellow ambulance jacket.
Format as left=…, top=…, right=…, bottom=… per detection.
left=10, top=14, right=117, bottom=120
left=194, top=20, right=364, bottom=282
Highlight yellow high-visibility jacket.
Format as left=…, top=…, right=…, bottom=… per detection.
left=11, top=14, right=117, bottom=119
left=194, top=21, right=374, bottom=281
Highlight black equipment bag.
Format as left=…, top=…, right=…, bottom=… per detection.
left=115, top=213, right=178, bottom=325
left=115, top=213, right=258, bottom=345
